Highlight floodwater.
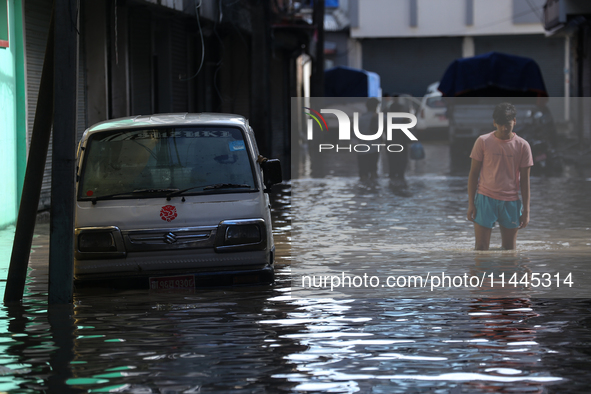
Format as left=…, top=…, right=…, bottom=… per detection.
left=1, top=142, right=591, bottom=393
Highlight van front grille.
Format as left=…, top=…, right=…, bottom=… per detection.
left=123, top=226, right=217, bottom=251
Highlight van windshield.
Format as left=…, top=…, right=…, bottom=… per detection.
left=78, top=126, right=257, bottom=200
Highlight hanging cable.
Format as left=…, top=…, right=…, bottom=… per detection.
left=525, top=0, right=544, bottom=24
left=180, top=0, right=205, bottom=81
left=439, top=7, right=548, bottom=36
left=71, top=0, right=81, bottom=35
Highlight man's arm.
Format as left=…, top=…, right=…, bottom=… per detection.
left=519, top=166, right=531, bottom=228
left=467, top=159, right=482, bottom=222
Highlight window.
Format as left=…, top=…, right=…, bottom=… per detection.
left=513, top=0, right=545, bottom=24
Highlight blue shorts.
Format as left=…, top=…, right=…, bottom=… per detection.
left=474, top=193, right=522, bottom=229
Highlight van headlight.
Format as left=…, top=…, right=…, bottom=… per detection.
left=75, top=227, right=126, bottom=259
left=215, top=219, right=267, bottom=252
left=79, top=232, right=116, bottom=252
left=225, top=225, right=261, bottom=245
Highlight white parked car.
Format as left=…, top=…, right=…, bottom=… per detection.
left=74, top=113, right=282, bottom=289
left=415, top=82, right=449, bottom=130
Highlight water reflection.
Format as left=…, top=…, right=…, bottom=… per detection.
left=65, top=288, right=307, bottom=393
left=0, top=143, right=590, bottom=392
left=270, top=295, right=569, bottom=393
left=291, top=142, right=591, bottom=299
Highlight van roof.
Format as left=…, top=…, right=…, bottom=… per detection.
left=86, top=113, right=249, bottom=134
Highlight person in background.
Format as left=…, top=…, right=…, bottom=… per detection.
left=387, top=101, right=410, bottom=188
left=467, top=102, right=533, bottom=250
left=354, top=97, right=381, bottom=182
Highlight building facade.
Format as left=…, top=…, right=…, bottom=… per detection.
left=544, top=0, right=591, bottom=143
left=19, top=0, right=305, bottom=213
left=349, top=0, right=566, bottom=101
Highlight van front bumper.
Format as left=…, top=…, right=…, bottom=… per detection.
left=74, top=248, right=271, bottom=276
left=74, top=262, right=275, bottom=288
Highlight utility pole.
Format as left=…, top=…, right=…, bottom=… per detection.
left=4, top=6, right=55, bottom=304
left=48, top=0, right=78, bottom=304
left=310, top=0, right=325, bottom=97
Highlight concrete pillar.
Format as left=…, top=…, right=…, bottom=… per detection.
left=348, top=38, right=362, bottom=69
left=462, top=36, right=474, bottom=58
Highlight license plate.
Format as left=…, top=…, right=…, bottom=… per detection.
left=149, top=275, right=195, bottom=291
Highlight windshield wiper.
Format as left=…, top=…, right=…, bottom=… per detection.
left=89, top=188, right=179, bottom=205
left=204, top=183, right=251, bottom=190
left=133, top=188, right=179, bottom=194
left=166, top=183, right=252, bottom=200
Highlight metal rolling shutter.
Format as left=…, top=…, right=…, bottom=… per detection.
left=129, top=7, right=152, bottom=115
left=25, top=0, right=87, bottom=210
left=362, top=37, right=463, bottom=97
left=222, top=31, right=250, bottom=117
left=171, top=18, right=188, bottom=112
left=25, top=0, right=52, bottom=209
left=77, top=21, right=87, bottom=141
left=474, top=34, right=565, bottom=97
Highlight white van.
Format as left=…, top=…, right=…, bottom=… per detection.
left=74, top=113, right=282, bottom=289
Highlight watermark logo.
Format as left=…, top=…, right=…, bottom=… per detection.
left=304, top=107, right=329, bottom=133
left=305, top=107, right=419, bottom=153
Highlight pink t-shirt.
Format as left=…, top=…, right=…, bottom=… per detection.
left=470, top=131, right=533, bottom=201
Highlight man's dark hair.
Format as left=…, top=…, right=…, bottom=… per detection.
left=493, top=102, right=517, bottom=125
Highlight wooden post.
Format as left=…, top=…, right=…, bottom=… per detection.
left=49, top=0, right=78, bottom=304
left=47, top=304, right=76, bottom=391
left=3, top=6, right=55, bottom=304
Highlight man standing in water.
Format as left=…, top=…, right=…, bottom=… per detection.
left=467, top=102, right=533, bottom=250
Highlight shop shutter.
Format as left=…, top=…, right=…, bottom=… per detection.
left=475, top=34, right=564, bottom=97
left=171, top=17, right=188, bottom=112
left=129, top=7, right=152, bottom=115
left=25, top=0, right=52, bottom=209
left=362, top=37, right=463, bottom=97
left=25, top=0, right=87, bottom=210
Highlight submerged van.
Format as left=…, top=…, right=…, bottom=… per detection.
left=74, top=113, right=282, bottom=288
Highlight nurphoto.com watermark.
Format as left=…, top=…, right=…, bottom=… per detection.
left=300, top=271, right=574, bottom=292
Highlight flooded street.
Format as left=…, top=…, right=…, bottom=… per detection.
left=1, top=142, right=591, bottom=392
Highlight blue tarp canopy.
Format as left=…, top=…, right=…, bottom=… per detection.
left=438, top=52, right=548, bottom=97
left=324, top=66, right=381, bottom=97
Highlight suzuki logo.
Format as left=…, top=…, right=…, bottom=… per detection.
left=164, top=232, right=177, bottom=244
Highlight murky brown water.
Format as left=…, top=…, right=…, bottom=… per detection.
left=1, top=142, right=591, bottom=392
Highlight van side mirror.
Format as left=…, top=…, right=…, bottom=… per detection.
left=261, top=159, right=282, bottom=192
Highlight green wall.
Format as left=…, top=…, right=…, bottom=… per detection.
left=0, top=0, right=26, bottom=229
